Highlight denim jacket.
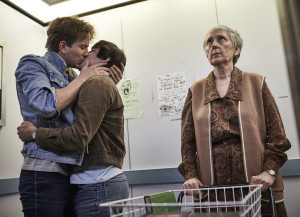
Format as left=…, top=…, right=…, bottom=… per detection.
left=15, top=51, right=84, bottom=165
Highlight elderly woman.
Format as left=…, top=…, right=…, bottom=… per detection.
left=178, top=25, right=291, bottom=216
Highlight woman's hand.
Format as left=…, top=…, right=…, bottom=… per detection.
left=250, top=171, right=276, bottom=192
left=182, top=178, right=203, bottom=196
left=17, top=121, right=37, bottom=142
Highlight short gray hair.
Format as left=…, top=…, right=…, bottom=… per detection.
left=203, top=25, right=243, bottom=65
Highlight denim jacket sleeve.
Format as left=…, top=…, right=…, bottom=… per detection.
left=35, top=75, right=116, bottom=150
left=15, top=55, right=60, bottom=119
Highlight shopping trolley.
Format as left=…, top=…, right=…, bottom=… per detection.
left=100, top=184, right=276, bottom=217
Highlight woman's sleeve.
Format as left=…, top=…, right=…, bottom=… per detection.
left=178, top=88, right=199, bottom=181
left=262, top=80, right=291, bottom=174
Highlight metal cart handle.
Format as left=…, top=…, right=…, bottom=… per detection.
left=177, top=184, right=276, bottom=217
left=177, top=191, right=184, bottom=204
left=262, top=187, right=277, bottom=217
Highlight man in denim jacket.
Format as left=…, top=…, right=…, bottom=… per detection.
left=15, top=16, right=123, bottom=217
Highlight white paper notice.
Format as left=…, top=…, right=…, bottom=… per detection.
left=117, top=78, right=142, bottom=119
left=156, top=72, right=186, bottom=116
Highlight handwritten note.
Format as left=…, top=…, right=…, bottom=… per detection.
left=156, top=72, right=186, bottom=116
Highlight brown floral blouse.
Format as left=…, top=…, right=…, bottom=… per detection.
left=179, top=67, right=291, bottom=184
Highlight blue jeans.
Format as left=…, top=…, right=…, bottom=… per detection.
left=19, top=170, right=77, bottom=217
left=74, top=173, right=129, bottom=217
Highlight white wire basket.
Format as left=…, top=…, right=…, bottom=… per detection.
left=100, top=184, right=265, bottom=217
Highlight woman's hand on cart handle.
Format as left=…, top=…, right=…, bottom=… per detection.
left=250, top=171, right=276, bottom=192
left=182, top=178, right=203, bottom=195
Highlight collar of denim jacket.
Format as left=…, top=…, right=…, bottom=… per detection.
left=44, top=51, right=67, bottom=75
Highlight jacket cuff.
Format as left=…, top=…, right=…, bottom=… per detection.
left=35, top=128, right=48, bottom=147
left=178, top=163, right=199, bottom=181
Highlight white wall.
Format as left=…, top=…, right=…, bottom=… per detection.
left=0, top=0, right=299, bottom=216
left=86, top=0, right=300, bottom=172
left=0, top=2, right=47, bottom=216
left=0, top=2, right=46, bottom=179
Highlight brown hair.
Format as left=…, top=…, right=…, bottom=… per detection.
left=92, top=40, right=126, bottom=68
left=46, top=16, right=95, bottom=52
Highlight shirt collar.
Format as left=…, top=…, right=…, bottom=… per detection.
left=44, top=51, right=67, bottom=75
left=204, top=67, right=242, bottom=104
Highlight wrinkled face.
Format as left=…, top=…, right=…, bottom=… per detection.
left=64, top=38, right=89, bottom=69
left=78, top=48, right=103, bottom=70
left=204, top=29, right=240, bottom=66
